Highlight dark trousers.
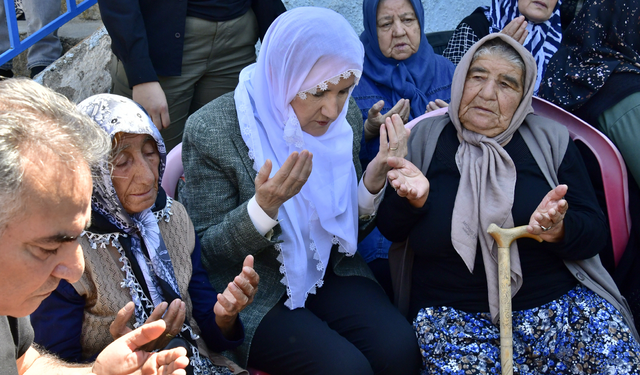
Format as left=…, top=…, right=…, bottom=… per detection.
left=248, top=267, right=420, bottom=375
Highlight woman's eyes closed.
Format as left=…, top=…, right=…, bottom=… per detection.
left=114, top=158, right=128, bottom=168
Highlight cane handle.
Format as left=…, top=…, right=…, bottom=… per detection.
left=487, top=223, right=542, bottom=248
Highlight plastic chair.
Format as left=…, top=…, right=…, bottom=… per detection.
left=161, top=142, right=183, bottom=199
left=160, top=143, right=273, bottom=375
left=532, top=97, right=631, bottom=267
left=405, top=106, right=449, bottom=131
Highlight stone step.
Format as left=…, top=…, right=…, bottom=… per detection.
left=33, top=26, right=113, bottom=104
left=9, top=18, right=103, bottom=77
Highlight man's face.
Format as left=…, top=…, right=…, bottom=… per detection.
left=0, top=150, right=92, bottom=317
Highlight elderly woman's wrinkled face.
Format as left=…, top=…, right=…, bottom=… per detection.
left=518, top=0, right=558, bottom=24
left=458, top=54, right=524, bottom=137
left=376, top=0, right=421, bottom=60
left=290, top=75, right=356, bottom=137
left=111, top=133, right=160, bottom=214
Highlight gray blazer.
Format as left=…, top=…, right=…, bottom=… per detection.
left=182, top=92, right=375, bottom=366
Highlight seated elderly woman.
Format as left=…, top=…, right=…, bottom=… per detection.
left=443, top=0, right=562, bottom=94
left=352, top=0, right=455, bottom=293
left=377, top=33, right=640, bottom=373
left=30, top=94, right=258, bottom=375
left=181, top=7, right=420, bottom=375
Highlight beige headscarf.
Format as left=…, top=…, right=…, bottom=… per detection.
left=410, top=33, right=569, bottom=323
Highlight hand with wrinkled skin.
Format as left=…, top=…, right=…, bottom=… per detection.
left=425, top=99, right=449, bottom=113
left=527, top=184, right=569, bottom=242
left=386, top=156, right=430, bottom=208
left=364, top=99, right=410, bottom=141
left=110, top=300, right=186, bottom=352
left=364, top=114, right=410, bottom=194
left=255, top=150, right=313, bottom=219
left=132, top=82, right=170, bottom=130
left=214, top=255, right=259, bottom=338
left=500, top=16, right=529, bottom=45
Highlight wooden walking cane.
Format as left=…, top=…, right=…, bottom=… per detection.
left=487, top=224, right=542, bottom=375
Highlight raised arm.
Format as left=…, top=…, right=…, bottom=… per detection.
left=182, top=97, right=281, bottom=272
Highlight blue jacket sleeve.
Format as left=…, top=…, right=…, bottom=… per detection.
left=30, top=280, right=87, bottom=362
left=189, top=233, right=244, bottom=352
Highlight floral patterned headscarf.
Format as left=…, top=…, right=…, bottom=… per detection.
left=77, top=94, right=182, bottom=322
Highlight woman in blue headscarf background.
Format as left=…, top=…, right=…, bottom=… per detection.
left=352, top=0, right=455, bottom=298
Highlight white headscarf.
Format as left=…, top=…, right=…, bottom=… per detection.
left=234, top=7, right=365, bottom=309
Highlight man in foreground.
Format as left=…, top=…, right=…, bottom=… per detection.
left=0, top=77, right=189, bottom=375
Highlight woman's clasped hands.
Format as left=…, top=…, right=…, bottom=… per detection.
left=363, top=114, right=410, bottom=194
left=527, top=184, right=569, bottom=242
left=110, top=300, right=187, bottom=352
left=364, top=99, right=410, bottom=141
left=214, top=255, right=259, bottom=337
left=110, top=255, right=259, bottom=348
left=387, top=157, right=430, bottom=208
left=255, top=150, right=313, bottom=219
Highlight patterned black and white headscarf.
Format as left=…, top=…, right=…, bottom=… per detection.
left=486, top=0, right=563, bottom=94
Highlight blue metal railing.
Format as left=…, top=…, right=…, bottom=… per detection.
left=1, top=0, right=97, bottom=66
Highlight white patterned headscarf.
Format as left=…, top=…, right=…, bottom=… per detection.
left=77, top=94, right=182, bottom=318
left=234, top=7, right=364, bottom=309
left=486, top=0, right=562, bottom=94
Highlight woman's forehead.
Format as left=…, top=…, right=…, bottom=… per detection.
left=377, top=0, right=415, bottom=16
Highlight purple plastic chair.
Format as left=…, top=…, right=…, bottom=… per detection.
left=161, top=142, right=183, bottom=199
left=531, top=96, right=631, bottom=267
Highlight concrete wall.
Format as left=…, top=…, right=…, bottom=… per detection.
left=282, top=0, right=489, bottom=34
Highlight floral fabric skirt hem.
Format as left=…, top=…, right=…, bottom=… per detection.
left=414, top=284, right=640, bottom=374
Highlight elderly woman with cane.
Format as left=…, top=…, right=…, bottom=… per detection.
left=376, top=33, right=640, bottom=374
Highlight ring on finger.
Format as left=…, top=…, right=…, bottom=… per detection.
left=389, top=147, right=398, bottom=151
left=540, top=225, right=552, bottom=232
left=165, top=333, right=175, bottom=339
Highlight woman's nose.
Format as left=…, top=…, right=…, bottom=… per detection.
left=132, top=156, right=156, bottom=184
left=478, top=80, right=498, bottom=100
left=322, top=99, right=339, bottom=120
left=392, top=20, right=406, bottom=36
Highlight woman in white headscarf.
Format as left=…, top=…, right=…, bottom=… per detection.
left=378, top=33, right=640, bottom=374
left=181, top=7, right=420, bottom=375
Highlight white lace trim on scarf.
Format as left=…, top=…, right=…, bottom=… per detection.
left=296, top=69, right=362, bottom=100
left=82, top=198, right=218, bottom=375
left=275, top=235, right=353, bottom=309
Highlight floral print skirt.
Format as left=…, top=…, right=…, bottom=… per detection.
left=414, top=284, right=640, bottom=374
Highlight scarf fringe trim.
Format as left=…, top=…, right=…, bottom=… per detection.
left=153, top=197, right=174, bottom=223
left=82, top=200, right=217, bottom=374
